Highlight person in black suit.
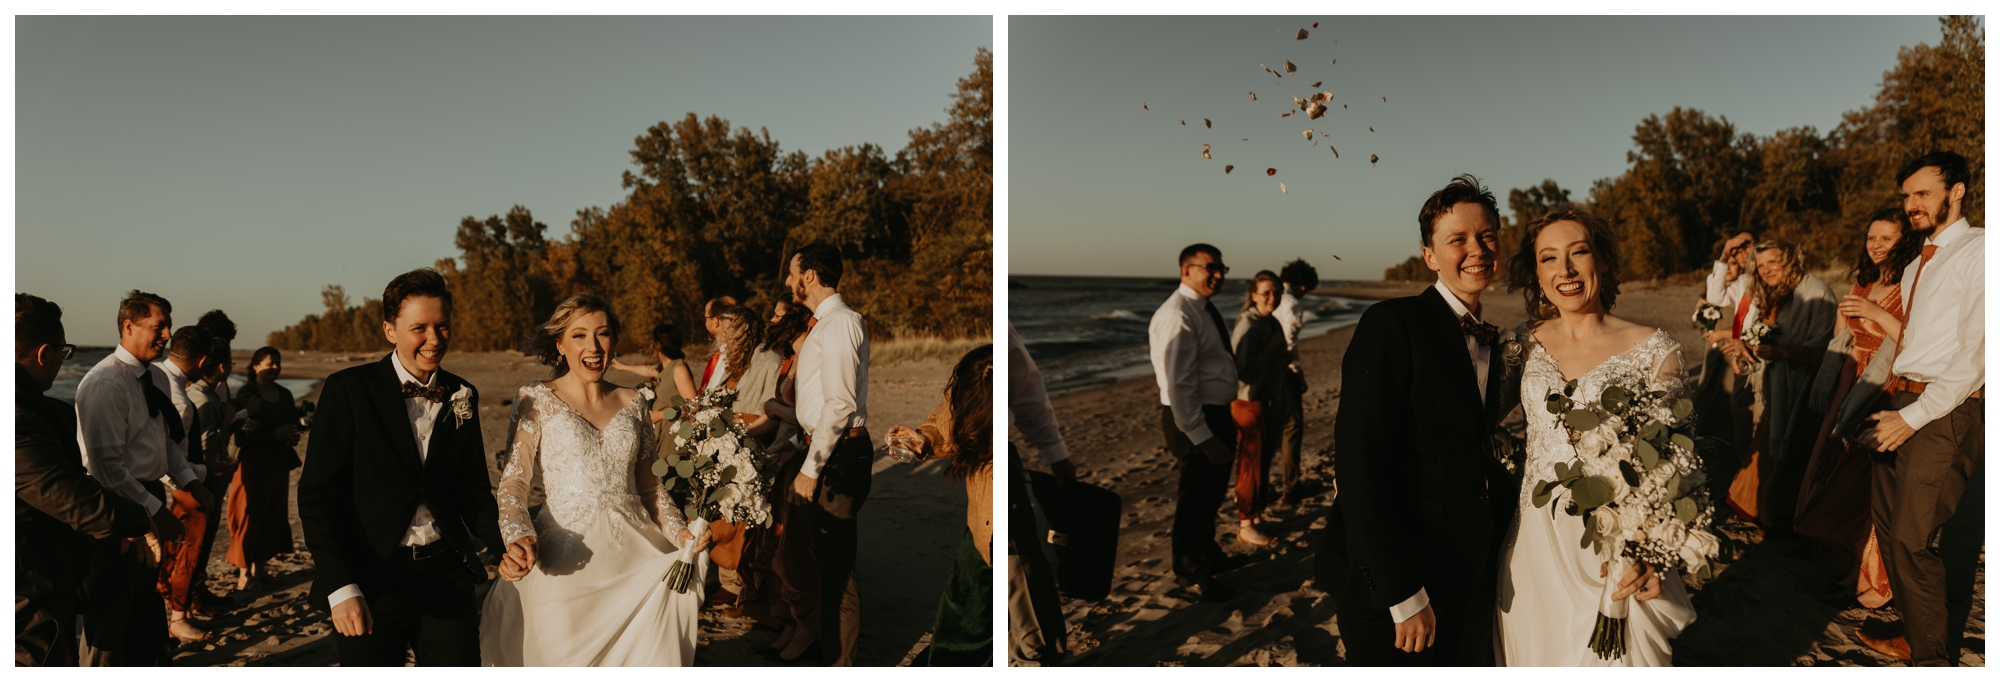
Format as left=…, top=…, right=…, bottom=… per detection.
left=1322, top=175, right=1517, bottom=665
left=298, top=268, right=504, bottom=666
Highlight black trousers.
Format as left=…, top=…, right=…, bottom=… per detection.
left=81, top=480, right=170, bottom=666
left=1337, top=562, right=1495, bottom=668
left=1872, top=393, right=1983, bottom=665
left=1161, top=404, right=1236, bottom=577
left=332, top=548, right=481, bottom=666
left=810, top=434, right=874, bottom=666
left=1276, top=391, right=1306, bottom=498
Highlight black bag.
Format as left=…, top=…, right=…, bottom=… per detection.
left=1025, top=471, right=1122, bottom=601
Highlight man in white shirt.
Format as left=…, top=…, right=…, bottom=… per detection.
left=1273, top=258, right=1317, bottom=504
left=74, top=290, right=217, bottom=663
left=1007, top=325, right=1074, bottom=665
left=1148, top=243, right=1239, bottom=600
left=1856, top=151, right=1984, bottom=666
left=153, top=325, right=228, bottom=641
left=784, top=242, right=871, bottom=665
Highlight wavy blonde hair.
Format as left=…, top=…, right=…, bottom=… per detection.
left=1751, top=239, right=1805, bottom=322
left=713, top=305, right=763, bottom=386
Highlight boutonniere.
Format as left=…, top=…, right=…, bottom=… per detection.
left=1499, top=330, right=1527, bottom=368
left=449, top=385, right=474, bottom=426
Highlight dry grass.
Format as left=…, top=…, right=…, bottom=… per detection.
left=870, top=335, right=991, bottom=367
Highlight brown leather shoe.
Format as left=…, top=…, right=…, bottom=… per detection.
left=1856, top=630, right=1912, bottom=661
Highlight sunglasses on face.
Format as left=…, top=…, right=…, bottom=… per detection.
left=1199, top=263, right=1230, bottom=275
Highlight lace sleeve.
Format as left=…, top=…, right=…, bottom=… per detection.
left=635, top=395, right=689, bottom=543
left=496, top=384, right=542, bottom=546
left=1647, top=332, right=1693, bottom=401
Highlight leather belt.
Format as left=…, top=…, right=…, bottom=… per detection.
left=804, top=426, right=868, bottom=446
left=1892, top=377, right=1984, bottom=400
left=401, top=539, right=453, bottom=561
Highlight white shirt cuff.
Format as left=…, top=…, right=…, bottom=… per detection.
left=1897, top=402, right=1936, bottom=433
left=329, top=584, right=364, bottom=610
left=1388, top=587, right=1430, bottom=624
left=1038, top=443, right=1071, bottom=465
left=1181, top=424, right=1215, bottom=447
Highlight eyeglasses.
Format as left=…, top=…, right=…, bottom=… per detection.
left=1197, top=263, right=1230, bottom=275
left=60, top=344, right=76, bottom=360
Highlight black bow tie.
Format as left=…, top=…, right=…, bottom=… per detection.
left=402, top=381, right=448, bottom=403
left=1460, top=313, right=1500, bottom=346
left=138, top=374, right=186, bottom=444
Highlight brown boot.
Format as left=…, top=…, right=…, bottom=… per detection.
left=1855, top=631, right=1912, bottom=662
left=168, top=614, right=211, bottom=644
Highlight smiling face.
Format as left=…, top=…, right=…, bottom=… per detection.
left=559, top=310, right=614, bottom=381
left=1179, top=251, right=1226, bottom=298
left=251, top=354, right=281, bottom=387
left=1251, top=279, right=1279, bottom=315
left=1900, top=166, right=1963, bottom=231
left=384, top=295, right=450, bottom=380
left=785, top=255, right=815, bottom=305
left=121, top=304, right=173, bottom=363
left=1534, top=220, right=1606, bottom=316
left=1864, top=220, right=1901, bottom=266
left=1423, top=202, right=1500, bottom=305
left=1755, top=247, right=1789, bottom=287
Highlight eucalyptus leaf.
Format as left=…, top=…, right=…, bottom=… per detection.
left=720, top=465, right=738, bottom=485
left=651, top=460, right=670, bottom=478
left=1572, top=476, right=1610, bottom=510
left=669, top=395, right=685, bottom=408
left=1673, top=398, right=1693, bottom=419
left=1564, top=379, right=1578, bottom=396
left=678, top=422, right=695, bottom=440
left=684, top=505, right=700, bottom=522
left=1667, top=473, right=1684, bottom=499
left=1580, top=510, right=1596, bottom=548
left=1697, top=564, right=1713, bottom=580
left=1546, top=398, right=1565, bottom=415
left=1639, top=421, right=1663, bottom=440
left=1672, top=433, right=1696, bottom=456
left=1565, top=409, right=1600, bottom=432
left=1636, top=439, right=1659, bottom=469
left=666, top=476, right=680, bottom=490
left=1674, top=496, right=1697, bottom=522
left=675, top=460, right=695, bottom=478
left=1532, top=480, right=1553, bottom=508
left=1618, top=460, right=1640, bottom=486
left=1553, top=461, right=1569, bottom=479
left=1601, top=386, right=1629, bottom=412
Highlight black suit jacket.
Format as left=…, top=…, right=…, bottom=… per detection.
left=1321, top=287, right=1516, bottom=611
left=15, top=366, right=152, bottom=625
left=297, top=355, right=501, bottom=608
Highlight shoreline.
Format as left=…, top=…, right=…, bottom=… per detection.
left=1013, top=279, right=1982, bottom=666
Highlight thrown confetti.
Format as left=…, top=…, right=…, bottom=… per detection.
left=1330, top=253, right=1343, bottom=261
left=1281, top=182, right=1288, bottom=194
left=1181, top=119, right=1186, bottom=125
left=1303, top=129, right=1314, bottom=140
left=1266, top=168, right=1277, bottom=176
left=1369, top=127, right=1374, bottom=132
left=1330, top=59, right=1337, bottom=65
left=1330, top=146, right=1339, bottom=158
left=1307, top=101, right=1326, bottom=119
left=1313, top=21, right=1319, bottom=28
left=1249, top=92, right=1257, bottom=100
left=1297, top=29, right=1308, bottom=40
left=1280, top=112, right=1292, bottom=118
left=1143, top=103, right=1149, bottom=110
left=1284, top=60, right=1297, bottom=73
left=1204, top=118, right=1211, bottom=128
left=1371, top=154, right=1379, bottom=165
left=1201, top=148, right=1211, bottom=159
left=1225, top=164, right=1235, bottom=173
left=1382, top=96, right=1388, bottom=102
left=1312, top=81, right=1322, bottom=87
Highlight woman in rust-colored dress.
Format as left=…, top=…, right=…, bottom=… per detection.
left=1793, top=207, right=1919, bottom=608
left=227, top=347, right=300, bottom=590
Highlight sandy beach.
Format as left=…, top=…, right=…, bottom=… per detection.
left=168, top=349, right=971, bottom=666
left=1014, top=279, right=1984, bottom=666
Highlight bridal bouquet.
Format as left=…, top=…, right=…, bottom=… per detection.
left=1531, top=377, right=1720, bottom=660
left=1690, top=301, right=1723, bottom=333
left=656, top=387, right=774, bottom=593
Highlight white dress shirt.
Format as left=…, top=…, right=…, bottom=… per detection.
left=1275, top=287, right=1307, bottom=371
left=1007, top=325, right=1069, bottom=464
left=704, top=345, right=730, bottom=391
left=1704, top=260, right=1751, bottom=307
left=155, top=358, right=207, bottom=481
left=1148, top=283, right=1238, bottom=445
left=796, top=294, right=869, bottom=479
left=1385, top=281, right=1497, bottom=624
left=328, top=352, right=446, bottom=609
left=1894, top=217, right=1985, bottom=430
left=75, top=345, right=199, bottom=516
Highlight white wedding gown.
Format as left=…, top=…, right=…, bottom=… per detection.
left=479, top=381, right=705, bottom=666
left=1496, top=328, right=1697, bottom=667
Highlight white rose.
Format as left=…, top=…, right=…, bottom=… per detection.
left=1593, top=507, right=1621, bottom=539
left=1647, top=519, right=1686, bottom=549
left=1616, top=505, right=1647, bottom=541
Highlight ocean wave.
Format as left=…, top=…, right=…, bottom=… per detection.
left=1089, top=309, right=1144, bottom=322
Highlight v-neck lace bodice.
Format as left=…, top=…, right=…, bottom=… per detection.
left=1515, top=327, right=1689, bottom=509
left=495, top=381, right=685, bottom=555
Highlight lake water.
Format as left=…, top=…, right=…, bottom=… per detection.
left=1009, top=275, right=1375, bottom=393
left=47, top=348, right=320, bottom=403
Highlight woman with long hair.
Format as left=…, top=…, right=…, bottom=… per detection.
left=887, top=344, right=995, bottom=666
left=226, top=346, right=299, bottom=592
left=1227, top=270, right=1289, bottom=547
left=753, top=299, right=820, bottom=661
left=1793, top=207, right=1920, bottom=608
left=612, top=323, right=700, bottom=425
left=1719, top=239, right=1838, bottom=528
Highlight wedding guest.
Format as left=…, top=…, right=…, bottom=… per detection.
left=1856, top=151, right=1984, bottom=665
left=75, top=290, right=217, bottom=665
left=1229, top=270, right=1289, bottom=547
left=757, top=301, right=818, bottom=661
left=1005, top=325, right=1072, bottom=666
left=700, top=295, right=740, bottom=390
left=185, top=342, right=239, bottom=608
left=1720, top=239, right=1836, bottom=529
left=784, top=242, right=872, bottom=665
left=1148, top=243, right=1238, bottom=600
left=1695, top=231, right=1758, bottom=492
left=890, top=344, right=995, bottom=666
left=1273, top=258, right=1317, bottom=505
left=228, top=347, right=301, bottom=591
left=1793, top=207, right=1918, bottom=609
left=190, top=309, right=241, bottom=609
left=612, top=323, right=699, bottom=424
left=15, top=294, right=150, bottom=666
left=702, top=305, right=773, bottom=612
left=154, top=325, right=222, bottom=642
left=195, top=309, right=238, bottom=401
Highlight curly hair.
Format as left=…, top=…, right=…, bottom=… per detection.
left=943, top=344, right=994, bottom=480
left=763, top=304, right=811, bottom=358
left=713, top=305, right=763, bottom=386
left=1852, top=206, right=1922, bottom=288
left=527, top=293, right=622, bottom=379
left=1751, top=239, right=1805, bottom=322
left=1503, top=208, right=1623, bottom=320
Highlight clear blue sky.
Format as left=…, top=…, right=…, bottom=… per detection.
left=1009, top=15, right=1947, bottom=281
left=19, top=15, right=991, bottom=347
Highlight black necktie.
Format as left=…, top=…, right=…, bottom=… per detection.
left=139, top=374, right=185, bottom=445
left=1204, top=300, right=1234, bottom=356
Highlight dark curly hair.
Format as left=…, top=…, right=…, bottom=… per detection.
left=526, top=293, right=621, bottom=379
left=943, top=344, right=994, bottom=480
left=1852, top=206, right=1922, bottom=288
left=1503, top=208, right=1623, bottom=320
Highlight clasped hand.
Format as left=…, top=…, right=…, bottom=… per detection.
left=1600, top=560, right=1665, bottom=602
left=498, top=537, right=539, bottom=582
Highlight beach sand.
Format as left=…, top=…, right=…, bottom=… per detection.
left=1015, top=280, right=1983, bottom=666
left=170, top=350, right=969, bottom=666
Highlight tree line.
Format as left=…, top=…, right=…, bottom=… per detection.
left=1386, top=16, right=1981, bottom=282
left=272, top=48, right=993, bottom=353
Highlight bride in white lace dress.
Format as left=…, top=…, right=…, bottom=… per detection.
left=479, top=295, right=713, bottom=666
left=1494, top=211, right=1696, bottom=666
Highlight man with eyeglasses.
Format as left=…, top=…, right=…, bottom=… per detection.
left=1147, top=243, right=1240, bottom=601
left=15, top=293, right=150, bottom=665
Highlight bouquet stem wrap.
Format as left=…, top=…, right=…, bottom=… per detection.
left=1592, top=553, right=1631, bottom=660
left=665, top=517, right=709, bottom=594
